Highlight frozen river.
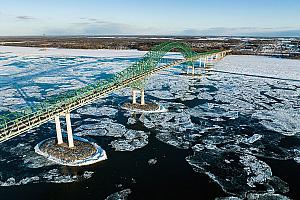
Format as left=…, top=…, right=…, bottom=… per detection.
left=0, top=46, right=299, bottom=200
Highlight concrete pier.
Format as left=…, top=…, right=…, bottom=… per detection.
left=186, top=65, right=195, bottom=75
left=65, top=112, right=74, bottom=148
left=132, top=89, right=137, bottom=104
left=54, top=115, right=63, bottom=145
left=141, top=89, right=145, bottom=105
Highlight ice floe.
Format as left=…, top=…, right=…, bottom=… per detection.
left=252, top=109, right=300, bottom=136
left=186, top=146, right=289, bottom=198
left=77, top=106, right=118, bottom=117
left=111, top=130, right=149, bottom=151
left=105, top=189, right=132, bottom=200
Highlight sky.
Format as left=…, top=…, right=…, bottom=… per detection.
left=0, top=0, right=300, bottom=37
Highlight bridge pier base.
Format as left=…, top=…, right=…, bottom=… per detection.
left=65, top=112, right=74, bottom=148
left=54, top=115, right=63, bottom=145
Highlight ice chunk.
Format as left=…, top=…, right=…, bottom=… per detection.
left=77, top=106, right=118, bottom=117
left=215, top=197, right=242, bottom=200
left=111, top=130, right=149, bottom=151
left=186, top=147, right=282, bottom=198
left=0, top=176, right=40, bottom=186
left=148, top=158, right=158, bottom=165
left=127, top=117, right=136, bottom=125
left=252, top=109, right=300, bottom=136
left=241, top=134, right=263, bottom=144
left=246, top=193, right=290, bottom=200
left=42, top=169, right=94, bottom=183
left=75, top=118, right=126, bottom=137
left=105, top=189, right=132, bottom=200
left=239, top=155, right=272, bottom=187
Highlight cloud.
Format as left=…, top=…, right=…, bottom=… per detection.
left=16, top=15, right=36, bottom=20
left=176, top=27, right=300, bottom=37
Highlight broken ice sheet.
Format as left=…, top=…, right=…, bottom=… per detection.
left=111, top=130, right=149, bottom=151
left=105, top=189, right=132, bottom=200
left=75, top=118, right=126, bottom=137
left=186, top=147, right=289, bottom=198
left=252, top=109, right=300, bottom=136
left=77, top=106, right=118, bottom=117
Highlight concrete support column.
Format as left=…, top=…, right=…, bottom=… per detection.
left=54, top=115, right=63, bottom=145
left=132, top=90, right=137, bottom=104
left=141, top=89, right=145, bottom=105
left=65, top=112, right=74, bottom=148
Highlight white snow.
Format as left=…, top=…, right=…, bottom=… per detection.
left=214, top=55, right=300, bottom=80
left=0, top=46, right=146, bottom=58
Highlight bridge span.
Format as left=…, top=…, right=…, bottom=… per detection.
left=0, top=42, right=230, bottom=148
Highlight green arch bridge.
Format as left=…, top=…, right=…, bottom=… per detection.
left=0, top=42, right=230, bottom=146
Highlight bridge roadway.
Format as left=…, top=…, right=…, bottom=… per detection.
left=0, top=42, right=230, bottom=146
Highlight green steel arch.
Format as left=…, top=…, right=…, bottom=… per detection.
left=112, top=41, right=194, bottom=84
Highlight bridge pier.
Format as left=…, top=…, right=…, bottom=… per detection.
left=65, top=112, right=74, bottom=148
left=141, top=89, right=145, bottom=105
left=54, top=113, right=74, bottom=148
left=131, top=89, right=146, bottom=105
left=132, top=89, right=138, bottom=104
left=186, top=65, right=195, bottom=75
left=202, top=59, right=206, bottom=67
left=54, top=115, right=63, bottom=145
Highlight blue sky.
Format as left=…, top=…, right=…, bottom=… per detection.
left=0, top=0, right=299, bottom=36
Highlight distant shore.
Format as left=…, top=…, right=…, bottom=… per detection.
left=1, top=36, right=299, bottom=59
